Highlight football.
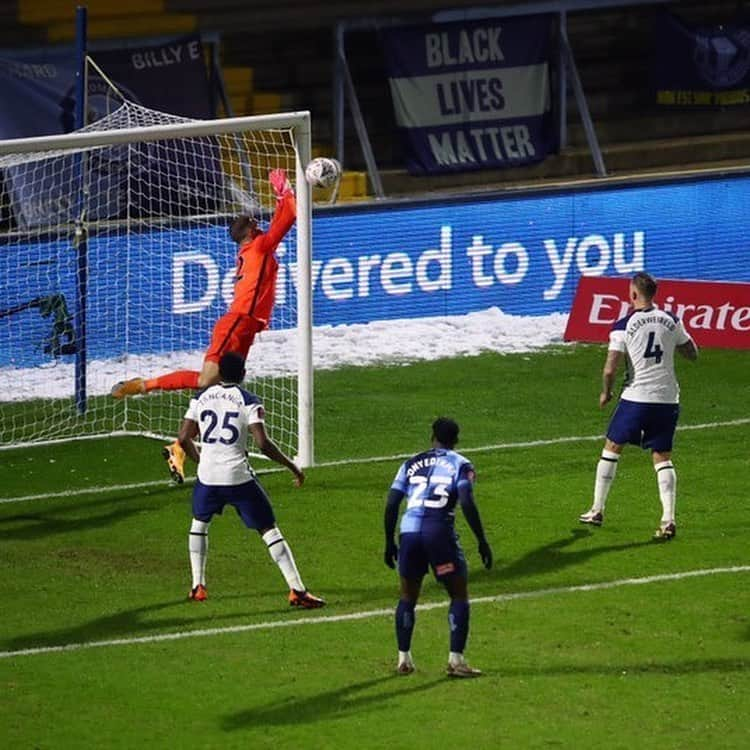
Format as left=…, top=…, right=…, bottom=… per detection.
left=305, top=157, right=342, bottom=188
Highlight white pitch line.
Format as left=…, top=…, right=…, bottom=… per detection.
left=1, top=417, right=748, bottom=506
left=0, top=479, right=181, bottom=504
left=1, top=565, right=748, bottom=661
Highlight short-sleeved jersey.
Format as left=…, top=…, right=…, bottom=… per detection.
left=229, top=192, right=296, bottom=325
left=390, top=448, right=475, bottom=534
left=184, top=383, right=265, bottom=486
left=609, top=307, right=692, bottom=404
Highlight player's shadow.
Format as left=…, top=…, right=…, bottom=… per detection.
left=494, top=656, right=749, bottom=678
left=221, top=674, right=445, bottom=731
left=0, top=490, right=175, bottom=542
left=2, top=595, right=291, bottom=653
left=0, top=507, right=146, bottom=542
left=498, top=528, right=653, bottom=581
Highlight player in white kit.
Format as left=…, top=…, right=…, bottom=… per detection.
left=177, top=352, right=325, bottom=608
left=579, top=272, right=698, bottom=539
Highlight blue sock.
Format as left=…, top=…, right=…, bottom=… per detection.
left=395, top=599, right=416, bottom=652
left=449, top=599, right=470, bottom=653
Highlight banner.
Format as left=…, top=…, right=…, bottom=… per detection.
left=653, top=11, right=750, bottom=106
left=0, top=36, right=219, bottom=229
left=380, top=15, right=556, bottom=174
left=565, top=276, right=750, bottom=349
left=4, top=171, right=750, bottom=368
left=0, top=35, right=213, bottom=141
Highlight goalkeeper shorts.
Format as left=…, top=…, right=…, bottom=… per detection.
left=205, top=312, right=264, bottom=364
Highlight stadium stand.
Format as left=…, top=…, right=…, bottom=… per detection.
left=3, top=0, right=750, bottom=199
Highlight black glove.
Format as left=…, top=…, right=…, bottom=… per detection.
left=384, top=540, right=398, bottom=569
left=478, top=539, right=493, bottom=570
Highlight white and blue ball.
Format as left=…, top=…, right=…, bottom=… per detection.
left=305, top=157, right=342, bottom=188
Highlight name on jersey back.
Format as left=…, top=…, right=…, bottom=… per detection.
left=406, top=455, right=455, bottom=477
left=201, top=390, right=246, bottom=409
left=627, top=314, right=676, bottom=338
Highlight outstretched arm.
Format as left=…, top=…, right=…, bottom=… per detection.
left=458, top=483, right=492, bottom=569
left=258, top=169, right=297, bottom=253
left=249, top=422, right=304, bottom=486
left=383, top=488, right=403, bottom=568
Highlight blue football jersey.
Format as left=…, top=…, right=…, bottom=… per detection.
left=391, top=448, right=475, bottom=533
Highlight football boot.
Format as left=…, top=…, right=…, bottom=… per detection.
left=110, top=377, right=145, bottom=399
left=288, top=589, right=326, bottom=609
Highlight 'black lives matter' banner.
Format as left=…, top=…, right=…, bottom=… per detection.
left=653, top=11, right=750, bottom=107
left=380, top=15, right=557, bottom=175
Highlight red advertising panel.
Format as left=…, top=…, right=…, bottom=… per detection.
left=565, top=277, right=750, bottom=349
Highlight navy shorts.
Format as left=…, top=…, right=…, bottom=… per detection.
left=192, top=478, right=276, bottom=530
left=607, top=400, right=680, bottom=452
left=398, top=524, right=467, bottom=581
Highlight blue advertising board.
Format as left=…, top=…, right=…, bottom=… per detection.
left=2, top=173, right=750, bottom=369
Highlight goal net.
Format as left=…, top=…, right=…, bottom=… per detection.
left=0, top=101, right=313, bottom=466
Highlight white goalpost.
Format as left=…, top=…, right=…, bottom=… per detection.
left=0, top=104, right=314, bottom=467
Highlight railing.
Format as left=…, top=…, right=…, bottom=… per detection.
left=333, top=0, right=677, bottom=198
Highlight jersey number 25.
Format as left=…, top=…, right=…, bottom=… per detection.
left=200, top=409, right=240, bottom=445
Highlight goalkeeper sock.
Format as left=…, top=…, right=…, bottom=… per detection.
left=654, top=460, right=676, bottom=524
left=593, top=450, right=619, bottom=512
left=189, top=519, right=209, bottom=587
left=262, top=527, right=304, bottom=592
left=145, top=370, right=200, bottom=392
left=395, top=599, right=416, bottom=652
left=448, top=599, right=470, bottom=654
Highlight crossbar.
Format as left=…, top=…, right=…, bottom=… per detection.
left=0, top=111, right=311, bottom=155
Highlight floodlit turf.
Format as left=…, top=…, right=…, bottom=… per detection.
left=1, top=345, right=748, bottom=748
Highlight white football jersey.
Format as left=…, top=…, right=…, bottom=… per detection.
left=184, top=383, right=265, bottom=486
left=609, top=307, right=692, bottom=404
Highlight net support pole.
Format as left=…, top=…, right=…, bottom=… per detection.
left=295, top=113, right=314, bottom=467
left=73, top=5, right=88, bottom=415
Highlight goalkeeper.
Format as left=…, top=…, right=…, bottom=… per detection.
left=111, top=168, right=296, bottom=483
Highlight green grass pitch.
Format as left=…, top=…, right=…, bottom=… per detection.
left=1, top=345, right=748, bottom=749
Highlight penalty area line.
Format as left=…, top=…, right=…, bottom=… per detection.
left=1, top=565, right=748, bottom=660
left=1, top=416, right=748, bottom=505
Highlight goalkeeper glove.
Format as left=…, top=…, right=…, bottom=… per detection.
left=269, top=168, right=293, bottom=198
left=478, top=539, right=493, bottom=570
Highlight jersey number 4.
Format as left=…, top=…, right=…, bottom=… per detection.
left=200, top=409, right=240, bottom=445
left=643, top=332, right=664, bottom=364
left=406, top=474, right=451, bottom=509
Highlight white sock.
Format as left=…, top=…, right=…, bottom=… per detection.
left=262, top=527, right=304, bottom=592
left=593, top=450, right=619, bottom=512
left=654, top=460, right=676, bottom=524
left=398, top=650, right=413, bottom=666
left=189, top=519, right=209, bottom=588
left=449, top=651, right=465, bottom=666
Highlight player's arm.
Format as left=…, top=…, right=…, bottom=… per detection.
left=457, top=469, right=492, bottom=570
left=600, top=349, right=623, bottom=408
left=248, top=421, right=304, bottom=486
left=677, top=339, right=698, bottom=361
left=383, top=488, right=404, bottom=569
left=257, top=169, right=297, bottom=253
left=676, top=321, right=699, bottom=361
left=178, top=418, right=201, bottom=464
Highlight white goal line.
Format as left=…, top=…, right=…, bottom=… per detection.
left=1, top=565, right=747, bottom=660
left=1, top=416, right=748, bottom=506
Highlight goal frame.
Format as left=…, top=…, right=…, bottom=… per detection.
left=0, top=111, right=315, bottom=467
